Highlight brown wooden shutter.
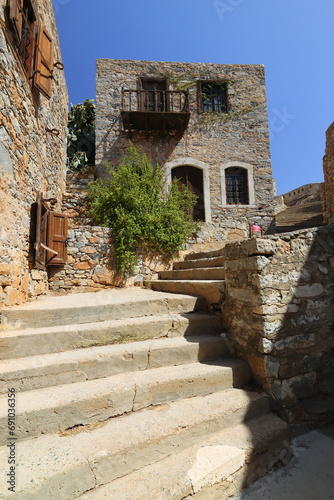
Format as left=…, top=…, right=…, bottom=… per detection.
left=34, top=24, right=53, bottom=98
left=34, top=192, right=48, bottom=270
left=47, top=212, right=68, bottom=265
left=10, top=0, right=23, bottom=39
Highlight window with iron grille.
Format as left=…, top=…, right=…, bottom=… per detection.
left=225, top=167, right=249, bottom=205
left=198, top=81, right=227, bottom=113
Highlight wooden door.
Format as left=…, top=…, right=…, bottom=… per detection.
left=47, top=212, right=68, bottom=265
left=172, top=165, right=205, bottom=221
left=140, top=79, right=168, bottom=112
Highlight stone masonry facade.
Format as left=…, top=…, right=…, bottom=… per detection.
left=96, top=59, right=276, bottom=243
left=322, top=121, right=334, bottom=224
left=222, top=226, right=334, bottom=426
left=0, top=0, right=68, bottom=307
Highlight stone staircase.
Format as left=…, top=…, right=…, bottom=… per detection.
left=0, top=288, right=290, bottom=499
left=147, top=248, right=227, bottom=306
left=274, top=201, right=325, bottom=233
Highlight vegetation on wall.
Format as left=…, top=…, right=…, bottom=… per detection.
left=87, top=143, right=198, bottom=277
left=67, top=99, right=95, bottom=170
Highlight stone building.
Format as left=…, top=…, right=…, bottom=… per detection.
left=96, top=59, right=276, bottom=243
left=0, top=0, right=68, bottom=307
left=322, top=121, right=334, bottom=224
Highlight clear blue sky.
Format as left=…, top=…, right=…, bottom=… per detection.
left=53, top=0, right=334, bottom=195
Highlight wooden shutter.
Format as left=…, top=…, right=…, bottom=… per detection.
left=34, top=24, right=53, bottom=98
left=9, top=0, right=23, bottom=39
left=34, top=192, right=48, bottom=270
left=47, top=212, right=68, bottom=265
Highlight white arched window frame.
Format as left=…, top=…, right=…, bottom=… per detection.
left=165, top=157, right=212, bottom=223
left=220, top=161, right=255, bottom=207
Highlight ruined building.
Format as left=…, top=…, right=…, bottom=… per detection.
left=0, top=0, right=68, bottom=307
left=96, top=59, right=276, bottom=244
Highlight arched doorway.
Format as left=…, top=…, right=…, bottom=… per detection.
left=172, top=165, right=205, bottom=221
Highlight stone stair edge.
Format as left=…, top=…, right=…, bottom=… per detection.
left=0, top=291, right=209, bottom=331
left=0, top=359, right=252, bottom=442
left=0, top=388, right=269, bottom=499
left=78, top=412, right=290, bottom=500
left=0, top=312, right=222, bottom=360
left=0, top=334, right=230, bottom=394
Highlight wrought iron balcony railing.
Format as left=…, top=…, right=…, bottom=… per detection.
left=120, top=89, right=190, bottom=132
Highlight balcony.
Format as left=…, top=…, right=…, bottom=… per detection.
left=121, top=89, right=190, bottom=133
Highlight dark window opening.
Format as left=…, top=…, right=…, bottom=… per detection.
left=139, top=78, right=169, bottom=112
left=8, top=0, right=54, bottom=98
left=225, top=167, right=249, bottom=205
left=10, top=0, right=37, bottom=79
left=172, top=165, right=205, bottom=221
left=198, top=81, right=227, bottom=113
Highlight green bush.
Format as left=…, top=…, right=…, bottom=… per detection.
left=67, top=99, right=95, bottom=170
left=88, top=143, right=199, bottom=276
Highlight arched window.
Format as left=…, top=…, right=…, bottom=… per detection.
left=225, top=167, right=249, bottom=205
left=172, top=165, right=205, bottom=221
left=221, top=162, right=255, bottom=207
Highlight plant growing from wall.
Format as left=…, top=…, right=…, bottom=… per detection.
left=67, top=99, right=95, bottom=170
left=87, top=143, right=198, bottom=277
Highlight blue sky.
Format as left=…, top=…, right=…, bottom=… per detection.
left=53, top=0, right=334, bottom=195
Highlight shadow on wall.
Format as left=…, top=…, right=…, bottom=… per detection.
left=96, top=130, right=185, bottom=179
left=221, top=227, right=334, bottom=493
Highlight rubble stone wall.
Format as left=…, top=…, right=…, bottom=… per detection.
left=222, top=227, right=334, bottom=426
left=0, top=0, right=68, bottom=307
left=322, top=122, right=334, bottom=224
left=96, top=59, right=276, bottom=241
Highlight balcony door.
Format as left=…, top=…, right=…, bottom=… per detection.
left=140, top=78, right=168, bottom=112
left=172, top=165, right=205, bottom=221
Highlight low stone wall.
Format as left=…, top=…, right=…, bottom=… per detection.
left=222, top=227, right=334, bottom=427
left=48, top=225, right=175, bottom=292
left=48, top=226, right=115, bottom=292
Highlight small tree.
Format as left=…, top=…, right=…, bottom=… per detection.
left=88, top=143, right=198, bottom=276
left=67, top=99, right=95, bottom=170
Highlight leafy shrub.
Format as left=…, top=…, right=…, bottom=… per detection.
left=88, top=143, right=198, bottom=276
left=67, top=99, right=95, bottom=170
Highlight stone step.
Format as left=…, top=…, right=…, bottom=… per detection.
left=159, top=267, right=226, bottom=281
left=0, top=335, right=230, bottom=394
left=0, top=389, right=269, bottom=499
left=0, top=312, right=221, bottom=361
left=185, top=247, right=225, bottom=261
left=79, top=413, right=290, bottom=500
left=173, top=255, right=226, bottom=270
left=0, top=289, right=207, bottom=331
left=0, top=359, right=251, bottom=443
left=146, top=280, right=225, bottom=305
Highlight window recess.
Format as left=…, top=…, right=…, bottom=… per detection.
left=225, top=167, right=249, bottom=205
left=8, top=0, right=55, bottom=98
left=197, top=81, right=228, bottom=113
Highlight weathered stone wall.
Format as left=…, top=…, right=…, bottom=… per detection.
left=62, top=168, right=95, bottom=228
left=48, top=226, right=116, bottom=293
left=96, top=59, right=276, bottom=240
left=0, top=0, right=68, bottom=307
left=322, top=122, right=334, bottom=224
left=222, top=227, right=334, bottom=426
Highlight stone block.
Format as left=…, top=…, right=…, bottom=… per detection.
left=74, top=262, right=91, bottom=270
left=294, top=283, right=324, bottom=298
left=271, top=372, right=317, bottom=404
